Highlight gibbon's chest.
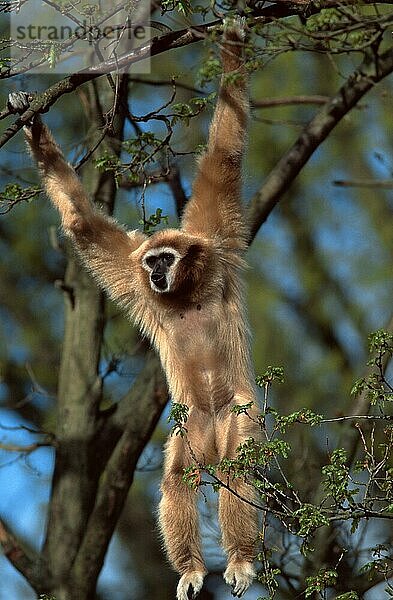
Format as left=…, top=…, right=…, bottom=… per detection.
left=164, top=302, right=221, bottom=358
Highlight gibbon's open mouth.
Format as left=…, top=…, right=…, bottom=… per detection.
left=152, top=274, right=168, bottom=291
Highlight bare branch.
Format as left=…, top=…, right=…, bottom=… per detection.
left=334, top=178, right=393, bottom=188
left=167, top=166, right=189, bottom=217
left=130, top=76, right=204, bottom=95
left=0, top=439, right=54, bottom=453
left=247, top=46, right=393, bottom=240
left=0, top=517, right=47, bottom=592
left=252, top=95, right=330, bottom=108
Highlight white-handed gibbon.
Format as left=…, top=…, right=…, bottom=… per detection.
left=8, top=19, right=259, bottom=600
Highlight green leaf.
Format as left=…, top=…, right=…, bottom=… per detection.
left=256, top=366, right=285, bottom=387
left=231, top=401, right=255, bottom=415
left=168, top=402, right=189, bottom=437
left=294, top=504, right=329, bottom=537
left=321, top=448, right=357, bottom=504
left=47, top=43, right=61, bottom=69
left=305, top=568, right=338, bottom=597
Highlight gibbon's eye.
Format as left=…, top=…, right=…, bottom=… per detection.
left=145, top=255, right=157, bottom=269
left=160, top=253, right=175, bottom=266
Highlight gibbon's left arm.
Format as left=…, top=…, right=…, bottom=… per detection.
left=181, top=21, right=249, bottom=247
left=7, top=92, right=146, bottom=307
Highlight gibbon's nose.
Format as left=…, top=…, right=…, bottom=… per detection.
left=151, top=272, right=168, bottom=290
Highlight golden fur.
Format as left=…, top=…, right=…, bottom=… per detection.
left=9, top=21, right=259, bottom=600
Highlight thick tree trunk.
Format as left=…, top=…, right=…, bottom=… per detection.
left=42, top=78, right=125, bottom=596
left=37, top=77, right=167, bottom=600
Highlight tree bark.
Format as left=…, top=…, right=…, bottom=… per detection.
left=40, top=76, right=128, bottom=598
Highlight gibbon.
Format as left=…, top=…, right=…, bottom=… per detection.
left=8, top=19, right=259, bottom=600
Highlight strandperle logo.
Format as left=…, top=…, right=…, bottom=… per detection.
left=9, top=1, right=152, bottom=75
left=15, top=21, right=148, bottom=43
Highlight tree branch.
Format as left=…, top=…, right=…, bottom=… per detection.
left=247, top=46, right=393, bottom=240
left=69, top=351, right=168, bottom=598
left=0, top=517, right=47, bottom=592
left=252, top=95, right=330, bottom=108
left=0, top=440, right=53, bottom=453
left=0, top=24, right=216, bottom=150
left=334, top=178, right=393, bottom=188
left=2, top=0, right=390, bottom=149
left=167, top=166, right=189, bottom=217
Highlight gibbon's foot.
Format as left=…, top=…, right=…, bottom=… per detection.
left=176, top=570, right=205, bottom=600
left=7, top=91, right=34, bottom=125
left=224, top=561, right=256, bottom=598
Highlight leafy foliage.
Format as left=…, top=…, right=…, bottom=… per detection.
left=255, top=365, right=285, bottom=388
left=177, top=330, right=393, bottom=598
left=351, top=329, right=393, bottom=406
left=305, top=567, right=339, bottom=597
left=95, top=133, right=167, bottom=186
left=321, top=448, right=357, bottom=505
left=0, top=183, right=40, bottom=214
left=161, top=0, right=193, bottom=16
left=170, top=94, right=215, bottom=126
left=168, top=402, right=189, bottom=437
left=139, top=208, right=169, bottom=234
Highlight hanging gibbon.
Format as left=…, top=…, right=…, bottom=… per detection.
left=8, top=18, right=259, bottom=600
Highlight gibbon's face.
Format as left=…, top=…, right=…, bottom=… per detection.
left=142, top=247, right=182, bottom=293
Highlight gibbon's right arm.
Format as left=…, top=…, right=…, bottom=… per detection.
left=181, top=19, right=249, bottom=247
left=8, top=92, right=146, bottom=306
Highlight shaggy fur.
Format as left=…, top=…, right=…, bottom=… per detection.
left=8, top=21, right=259, bottom=600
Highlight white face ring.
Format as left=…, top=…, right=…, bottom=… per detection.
left=142, top=247, right=182, bottom=293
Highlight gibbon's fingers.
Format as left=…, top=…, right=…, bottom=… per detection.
left=8, top=91, right=30, bottom=115
left=176, top=570, right=205, bottom=600
left=221, top=15, right=246, bottom=74
left=223, top=561, right=256, bottom=598
left=7, top=91, right=36, bottom=126
left=223, top=15, right=246, bottom=41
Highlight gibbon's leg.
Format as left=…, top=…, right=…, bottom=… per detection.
left=7, top=92, right=146, bottom=303
left=159, top=435, right=206, bottom=600
left=181, top=19, right=249, bottom=244
left=159, top=409, right=217, bottom=600
left=216, top=405, right=259, bottom=597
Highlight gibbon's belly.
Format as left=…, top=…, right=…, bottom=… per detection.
left=190, top=364, right=234, bottom=412
left=166, top=305, right=234, bottom=411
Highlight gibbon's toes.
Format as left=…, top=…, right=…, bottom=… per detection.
left=187, top=583, right=197, bottom=600
left=224, top=561, right=256, bottom=597
left=176, top=571, right=205, bottom=600
left=7, top=91, right=30, bottom=114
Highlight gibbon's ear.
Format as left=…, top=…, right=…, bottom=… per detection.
left=184, top=243, right=211, bottom=271
left=187, top=243, right=205, bottom=260
left=173, top=241, right=213, bottom=296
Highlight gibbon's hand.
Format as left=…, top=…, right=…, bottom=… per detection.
left=223, top=14, right=246, bottom=41
left=7, top=91, right=36, bottom=126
